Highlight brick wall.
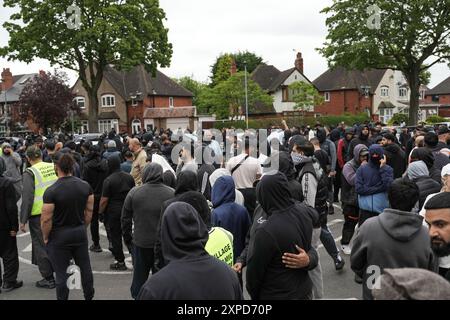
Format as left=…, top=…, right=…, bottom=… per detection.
left=315, top=90, right=372, bottom=115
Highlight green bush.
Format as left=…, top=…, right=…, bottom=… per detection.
left=387, top=113, right=409, bottom=125
left=426, top=115, right=447, bottom=124
left=212, top=113, right=370, bottom=130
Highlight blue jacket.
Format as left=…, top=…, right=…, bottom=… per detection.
left=355, top=144, right=394, bottom=196
left=211, top=176, right=251, bottom=261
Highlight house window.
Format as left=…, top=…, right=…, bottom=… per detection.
left=132, top=119, right=142, bottom=135
left=399, top=88, right=407, bottom=98
left=169, top=97, right=174, bottom=108
left=0, top=125, right=5, bottom=133
left=74, top=97, right=85, bottom=109
left=432, top=95, right=439, bottom=102
left=379, top=108, right=393, bottom=124
left=101, top=94, right=116, bottom=108
left=98, top=119, right=118, bottom=133
left=81, top=121, right=89, bottom=134
left=131, top=98, right=138, bottom=107
left=324, top=92, right=330, bottom=102
left=419, top=90, right=426, bottom=100
left=282, top=87, right=289, bottom=102
left=381, top=86, right=389, bottom=97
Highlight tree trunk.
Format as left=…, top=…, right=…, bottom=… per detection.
left=407, top=68, right=420, bottom=126
left=88, top=90, right=99, bottom=133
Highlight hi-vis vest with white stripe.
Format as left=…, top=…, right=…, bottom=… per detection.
left=28, top=161, right=58, bottom=216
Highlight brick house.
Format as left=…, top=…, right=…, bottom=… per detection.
left=250, top=52, right=315, bottom=118
left=72, top=64, right=194, bottom=134
left=422, top=76, right=450, bottom=118
left=0, top=68, right=40, bottom=134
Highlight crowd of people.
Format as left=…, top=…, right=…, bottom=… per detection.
left=0, top=120, right=450, bottom=300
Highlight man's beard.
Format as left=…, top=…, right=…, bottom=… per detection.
left=431, top=237, right=450, bottom=257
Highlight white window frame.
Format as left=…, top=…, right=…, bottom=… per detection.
left=80, top=121, right=89, bottom=134
left=131, top=98, right=138, bottom=107
left=101, top=94, right=116, bottom=108
left=0, top=125, right=5, bottom=133
left=399, top=88, right=408, bottom=98
left=98, top=119, right=119, bottom=133
left=419, top=90, right=426, bottom=100
left=74, top=97, right=86, bottom=109
left=132, top=119, right=142, bottom=135
left=169, top=97, right=174, bottom=108
left=324, top=92, right=330, bottom=102
left=380, top=86, right=389, bottom=97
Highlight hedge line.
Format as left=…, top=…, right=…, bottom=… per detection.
left=212, top=113, right=370, bottom=130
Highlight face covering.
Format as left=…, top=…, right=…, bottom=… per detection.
left=291, top=152, right=306, bottom=166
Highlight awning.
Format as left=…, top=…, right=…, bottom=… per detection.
left=378, top=101, right=396, bottom=109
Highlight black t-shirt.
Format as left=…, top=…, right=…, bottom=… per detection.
left=43, top=176, right=93, bottom=230
left=102, top=171, right=135, bottom=212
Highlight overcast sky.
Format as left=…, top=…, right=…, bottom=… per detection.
left=0, top=0, right=449, bottom=87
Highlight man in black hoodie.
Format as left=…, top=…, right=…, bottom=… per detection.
left=351, top=179, right=435, bottom=300
left=246, top=173, right=318, bottom=300
left=381, top=133, right=406, bottom=179
left=0, top=157, right=22, bottom=293
left=99, top=155, right=135, bottom=271
left=81, top=144, right=109, bottom=252
left=121, top=162, right=174, bottom=299
left=349, top=125, right=372, bottom=160
left=137, top=202, right=242, bottom=300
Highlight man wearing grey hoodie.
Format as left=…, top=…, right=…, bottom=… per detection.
left=351, top=179, right=435, bottom=300
left=121, top=162, right=174, bottom=299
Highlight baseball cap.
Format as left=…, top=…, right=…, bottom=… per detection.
left=441, top=163, right=450, bottom=177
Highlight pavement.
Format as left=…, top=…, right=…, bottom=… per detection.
left=0, top=203, right=362, bottom=300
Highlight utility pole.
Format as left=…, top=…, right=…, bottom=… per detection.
left=244, top=63, right=249, bottom=130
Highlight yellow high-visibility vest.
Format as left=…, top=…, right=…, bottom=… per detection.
left=28, top=161, right=58, bottom=216
left=205, top=227, right=234, bottom=267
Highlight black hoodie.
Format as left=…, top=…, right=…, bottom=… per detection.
left=0, top=157, right=18, bottom=231
left=278, top=151, right=302, bottom=201
left=246, top=173, right=318, bottom=300
left=82, top=149, right=109, bottom=195
left=137, top=202, right=243, bottom=300
left=349, top=125, right=372, bottom=160
left=383, top=143, right=406, bottom=179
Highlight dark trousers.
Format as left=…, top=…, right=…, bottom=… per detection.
left=131, top=245, right=155, bottom=299
left=29, top=216, right=53, bottom=278
left=341, top=205, right=359, bottom=245
left=319, top=215, right=339, bottom=261
left=238, top=188, right=256, bottom=220
left=333, top=167, right=342, bottom=201
left=0, top=230, right=19, bottom=286
left=359, top=209, right=379, bottom=227
left=108, top=210, right=125, bottom=263
left=46, top=226, right=94, bottom=300
left=90, top=194, right=101, bottom=246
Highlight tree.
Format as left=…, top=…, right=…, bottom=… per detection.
left=18, top=70, right=77, bottom=134
left=210, top=51, right=264, bottom=87
left=1, top=0, right=172, bottom=132
left=318, top=0, right=450, bottom=125
left=289, top=81, right=324, bottom=117
left=200, top=72, right=273, bottom=120
left=173, top=76, right=209, bottom=113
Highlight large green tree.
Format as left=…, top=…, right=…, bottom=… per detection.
left=289, top=81, right=324, bottom=117
left=200, top=71, right=273, bottom=120
left=210, top=51, right=263, bottom=87
left=173, top=76, right=209, bottom=113
left=1, top=0, right=172, bottom=132
left=318, top=0, right=450, bottom=125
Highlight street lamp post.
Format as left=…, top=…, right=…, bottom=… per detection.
left=2, top=80, right=9, bottom=136
left=244, top=63, right=249, bottom=130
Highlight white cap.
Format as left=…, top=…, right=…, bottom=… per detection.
left=441, top=163, right=450, bottom=177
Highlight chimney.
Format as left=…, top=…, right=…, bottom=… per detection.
left=230, top=59, right=237, bottom=75
left=295, top=52, right=304, bottom=74
left=1, top=68, right=13, bottom=91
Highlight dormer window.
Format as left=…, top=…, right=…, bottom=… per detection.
left=101, top=94, right=116, bottom=108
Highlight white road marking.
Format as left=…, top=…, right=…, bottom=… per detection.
left=22, top=243, right=32, bottom=252
left=327, top=219, right=344, bottom=227
left=17, top=232, right=30, bottom=238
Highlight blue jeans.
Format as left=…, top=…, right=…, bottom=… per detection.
left=130, top=245, right=155, bottom=299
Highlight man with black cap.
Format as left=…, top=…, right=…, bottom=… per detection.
left=436, top=125, right=450, bottom=151
left=20, top=145, right=57, bottom=289
left=381, top=133, right=406, bottom=179
left=0, top=157, right=23, bottom=293
left=424, top=192, right=450, bottom=282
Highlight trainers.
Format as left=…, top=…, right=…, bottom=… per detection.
left=334, top=255, right=345, bottom=271
left=2, top=280, right=23, bottom=292
left=89, top=244, right=102, bottom=253
left=110, top=261, right=127, bottom=271
left=36, top=278, right=56, bottom=289
left=341, top=244, right=352, bottom=255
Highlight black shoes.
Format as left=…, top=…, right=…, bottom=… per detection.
left=334, top=255, right=345, bottom=271
left=110, top=261, right=127, bottom=271
left=89, top=244, right=102, bottom=253
left=36, top=277, right=56, bottom=289
left=2, top=280, right=23, bottom=292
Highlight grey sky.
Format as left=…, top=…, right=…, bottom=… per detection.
left=0, top=0, right=449, bottom=88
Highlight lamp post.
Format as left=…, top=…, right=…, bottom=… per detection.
left=2, top=80, right=9, bottom=136
left=244, top=63, right=249, bottom=130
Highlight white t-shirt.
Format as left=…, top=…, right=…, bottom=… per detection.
left=226, top=154, right=262, bottom=189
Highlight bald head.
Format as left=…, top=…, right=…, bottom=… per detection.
left=129, top=138, right=142, bottom=153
